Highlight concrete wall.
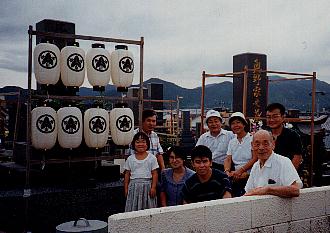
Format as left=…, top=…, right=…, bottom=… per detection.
left=108, top=186, right=330, bottom=233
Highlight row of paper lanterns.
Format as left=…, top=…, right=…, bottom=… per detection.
left=31, top=106, right=134, bottom=150
left=33, top=42, right=134, bottom=89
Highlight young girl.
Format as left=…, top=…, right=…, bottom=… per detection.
left=124, top=131, right=159, bottom=212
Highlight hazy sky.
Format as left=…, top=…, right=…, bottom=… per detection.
left=0, top=0, right=329, bottom=89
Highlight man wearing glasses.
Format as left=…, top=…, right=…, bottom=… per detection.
left=265, top=103, right=303, bottom=170
left=244, top=130, right=302, bottom=197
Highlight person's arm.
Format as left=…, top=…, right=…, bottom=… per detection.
left=156, top=153, right=165, bottom=171
left=244, top=181, right=300, bottom=198
left=124, top=170, right=130, bottom=197
left=160, top=192, right=167, bottom=207
left=222, top=191, right=232, bottom=198
left=149, top=169, right=158, bottom=198
left=181, top=182, right=190, bottom=204
left=223, top=155, right=233, bottom=176
left=232, top=150, right=258, bottom=179
left=291, top=154, right=303, bottom=170
left=290, top=130, right=303, bottom=170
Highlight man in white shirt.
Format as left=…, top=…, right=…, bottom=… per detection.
left=196, top=109, right=234, bottom=171
left=244, top=130, right=302, bottom=197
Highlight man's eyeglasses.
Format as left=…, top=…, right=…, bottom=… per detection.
left=266, top=114, right=282, bottom=120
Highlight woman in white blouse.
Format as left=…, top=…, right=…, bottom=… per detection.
left=224, top=112, right=257, bottom=197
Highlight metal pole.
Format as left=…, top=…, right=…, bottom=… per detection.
left=310, top=72, right=316, bottom=187
left=25, top=25, right=33, bottom=191
left=170, top=101, right=173, bottom=134
left=200, top=71, right=206, bottom=136
left=13, top=90, right=21, bottom=153
left=242, top=66, right=248, bottom=116
left=138, top=37, right=144, bottom=129
left=176, top=96, right=180, bottom=145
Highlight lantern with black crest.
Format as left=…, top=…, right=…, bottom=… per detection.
left=31, top=106, right=58, bottom=150
left=57, top=106, right=83, bottom=149
left=60, top=42, right=85, bottom=88
left=86, top=43, right=111, bottom=91
left=110, top=45, right=134, bottom=92
left=33, top=41, right=61, bottom=85
left=84, top=107, right=109, bottom=149
left=109, top=104, right=134, bottom=146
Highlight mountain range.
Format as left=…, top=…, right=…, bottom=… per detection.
left=2, top=76, right=330, bottom=111
left=79, top=76, right=330, bottom=111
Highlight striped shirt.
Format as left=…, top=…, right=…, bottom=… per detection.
left=128, top=128, right=163, bottom=157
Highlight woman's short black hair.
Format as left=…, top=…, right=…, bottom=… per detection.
left=131, top=132, right=150, bottom=151
left=167, top=146, right=186, bottom=160
left=190, top=145, right=212, bottom=161
left=229, top=116, right=250, bottom=132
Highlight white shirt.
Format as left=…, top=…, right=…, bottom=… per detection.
left=226, top=133, right=253, bottom=171
left=245, top=152, right=303, bottom=192
left=123, top=153, right=159, bottom=179
left=196, top=129, right=234, bottom=164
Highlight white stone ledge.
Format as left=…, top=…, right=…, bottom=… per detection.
left=108, top=186, right=330, bottom=233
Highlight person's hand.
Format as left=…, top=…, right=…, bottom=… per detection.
left=149, top=187, right=157, bottom=198
left=124, top=189, right=128, bottom=197
left=244, top=187, right=269, bottom=196
left=232, top=169, right=243, bottom=179
left=225, top=170, right=232, bottom=177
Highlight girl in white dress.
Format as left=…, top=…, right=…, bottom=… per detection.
left=124, top=132, right=159, bottom=212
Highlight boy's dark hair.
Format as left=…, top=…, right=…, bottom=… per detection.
left=266, top=103, right=285, bottom=115
left=131, top=132, right=150, bottom=151
left=190, top=145, right=212, bottom=161
left=167, top=146, right=186, bottom=161
left=142, top=109, right=157, bottom=122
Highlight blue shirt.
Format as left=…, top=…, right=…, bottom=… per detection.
left=160, top=167, right=195, bottom=206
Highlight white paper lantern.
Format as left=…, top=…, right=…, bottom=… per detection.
left=86, top=43, right=111, bottom=88
left=110, top=107, right=134, bottom=146
left=60, top=43, right=85, bottom=87
left=84, top=108, right=109, bottom=148
left=110, top=45, right=134, bottom=90
left=31, top=107, right=57, bottom=150
left=57, top=107, right=82, bottom=149
left=33, top=42, right=60, bottom=85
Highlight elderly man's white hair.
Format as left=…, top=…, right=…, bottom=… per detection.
left=252, top=129, right=274, bottom=142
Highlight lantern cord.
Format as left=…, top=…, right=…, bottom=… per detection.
left=41, top=152, right=46, bottom=170
left=121, top=92, right=126, bottom=104
left=68, top=154, right=71, bottom=169
left=94, top=149, right=98, bottom=169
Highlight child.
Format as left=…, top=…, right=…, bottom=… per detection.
left=124, top=131, right=159, bottom=212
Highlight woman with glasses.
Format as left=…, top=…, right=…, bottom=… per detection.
left=160, top=146, right=195, bottom=206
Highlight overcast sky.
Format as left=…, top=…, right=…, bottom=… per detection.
left=0, top=0, right=329, bottom=89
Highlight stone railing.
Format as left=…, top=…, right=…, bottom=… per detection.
left=108, top=186, right=330, bottom=233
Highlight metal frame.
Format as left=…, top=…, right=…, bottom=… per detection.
left=201, top=69, right=316, bottom=186
left=26, top=25, right=145, bottom=189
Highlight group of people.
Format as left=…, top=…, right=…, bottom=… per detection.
left=123, top=103, right=304, bottom=212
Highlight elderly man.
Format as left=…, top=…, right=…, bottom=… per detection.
left=244, top=130, right=302, bottom=197
left=196, top=110, right=234, bottom=171
left=266, top=103, right=303, bottom=170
